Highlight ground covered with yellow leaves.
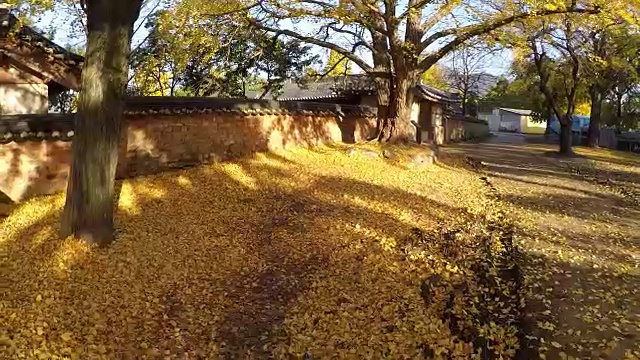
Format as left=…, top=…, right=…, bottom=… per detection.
left=448, top=136, right=639, bottom=360
left=1, top=138, right=638, bottom=359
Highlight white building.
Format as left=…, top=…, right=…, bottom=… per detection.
left=487, top=108, right=546, bottom=134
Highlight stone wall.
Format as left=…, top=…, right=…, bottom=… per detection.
left=446, top=117, right=490, bottom=142
left=0, top=99, right=376, bottom=204
left=120, top=112, right=374, bottom=176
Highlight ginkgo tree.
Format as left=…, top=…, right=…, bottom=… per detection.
left=247, top=0, right=615, bottom=141
left=580, top=22, right=640, bottom=146
left=5, top=0, right=144, bottom=245
left=59, top=0, right=144, bottom=245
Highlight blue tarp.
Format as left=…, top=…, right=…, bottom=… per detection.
left=549, top=115, right=590, bottom=135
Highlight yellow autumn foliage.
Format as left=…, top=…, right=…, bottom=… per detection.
left=0, top=144, right=522, bottom=358
left=1, top=142, right=638, bottom=359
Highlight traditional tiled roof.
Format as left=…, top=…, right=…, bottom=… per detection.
left=0, top=6, right=83, bottom=88
left=247, top=75, right=376, bottom=101
left=0, top=97, right=376, bottom=143
left=249, top=75, right=458, bottom=103
left=416, top=85, right=460, bottom=103
left=1, top=10, right=83, bottom=63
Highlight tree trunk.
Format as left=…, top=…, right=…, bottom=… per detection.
left=372, top=76, right=390, bottom=140
left=60, top=0, right=143, bottom=246
left=616, top=92, right=623, bottom=119
left=559, top=120, right=573, bottom=155
left=461, top=91, right=467, bottom=117
left=384, top=72, right=414, bottom=142
left=587, top=86, right=602, bottom=147
left=370, top=30, right=392, bottom=141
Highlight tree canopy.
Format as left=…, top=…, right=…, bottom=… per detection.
left=247, top=0, right=627, bottom=140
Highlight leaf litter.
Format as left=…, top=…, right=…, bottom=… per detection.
left=1, top=142, right=638, bottom=359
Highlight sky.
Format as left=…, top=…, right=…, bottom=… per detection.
left=32, top=1, right=514, bottom=77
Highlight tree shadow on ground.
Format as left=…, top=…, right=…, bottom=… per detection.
left=499, top=191, right=639, bottom=224
left=518, top=250, right=639, bottom=360
left=3, top=142, right=637, bottom=358
left=1, top=150, right=482, bottom=358
left=442, top=140, right=640, bottom=359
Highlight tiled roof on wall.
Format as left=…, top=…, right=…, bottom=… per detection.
left=246, top=75, right=377, bottom=101
left=0, top=97, right=377, bottom=143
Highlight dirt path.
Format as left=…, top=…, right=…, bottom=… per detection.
left=447, top=136, right=640, bottom=359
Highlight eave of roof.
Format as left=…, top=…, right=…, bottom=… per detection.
left=0, top=10, right=84, bottom=66
left=499, top=108, right=533, bottom=116
left=277, top=94, right=344, bottom=101
left=416, top=85, right=459, bottom=103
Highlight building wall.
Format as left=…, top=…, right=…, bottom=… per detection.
left=446, top=118, right=490, bottom=142
left=0, top=111, right=375, bottom=203
left=520, top=116, right=546, bottom=134
left=0, top=83, right=48, bottom=114
left=499, top=112, right=522, bottom=132
left=431, top=102, right=445, bottom=145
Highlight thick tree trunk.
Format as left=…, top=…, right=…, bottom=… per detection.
left=370, top=30, right=392, bottom=141
left=587, top=86, right=602, bottom=147
left=60, top=0, right=143, bottom=246
left=559, top=120, right=573, bottom=155
left=383, top=72, right=413, bottom=142
left=372, top=76, right=391, bottom=140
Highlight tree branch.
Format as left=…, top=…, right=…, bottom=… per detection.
left=248, top=19, right=375, bottom=73
left=418, top=6, right=600, bottom=70
left=531, top=36, right=563, bottom=122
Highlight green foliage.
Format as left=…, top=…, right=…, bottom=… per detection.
left=178, top=32, right=318, bottom=97
left=129, top=7, right=318, bottom=97
left=49, top=90, right=77, bottom=113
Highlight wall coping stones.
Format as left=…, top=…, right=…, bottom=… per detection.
left=0, top=97, right=377, bottom=143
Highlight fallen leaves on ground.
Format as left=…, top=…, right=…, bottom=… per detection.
left=1, top=142, right=638, bottom=359
left=1, top=143, right=522, bottom=359
left=446, top=141, right=640, bottom=360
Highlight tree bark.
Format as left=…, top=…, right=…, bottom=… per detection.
left=616, top=92, right=623, bottom=119
left=60, top=0, right=143, bottom=246
left=461, top=91, right=467, bottom=117
left=372, top=76, right=391, bottom=139
left=370, top=30, right=392, bottom=141
left=384, top=71, right=415, bottom=142
left=587, top=86, right=602, bottom=147
left=559, top=120, right=573, bottom=155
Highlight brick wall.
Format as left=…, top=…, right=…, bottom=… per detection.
left=1, top=110, right=375, bottom=203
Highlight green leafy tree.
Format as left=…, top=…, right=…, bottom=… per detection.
left=249, top=0, right=614, bottom=141
left=135, top=2, right=317, bottom=97
left=581, top=24, right=640, bottom=145
left=179, top=32, right=317, bottom=98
